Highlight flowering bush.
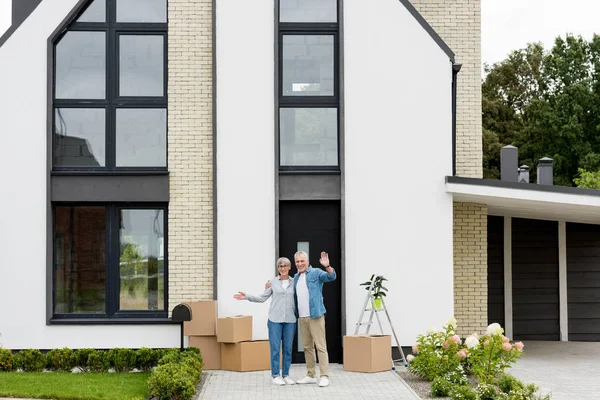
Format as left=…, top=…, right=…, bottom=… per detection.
left=407, top=317, right=466, bottom=381
left=449, top=385, right=478, bottom=400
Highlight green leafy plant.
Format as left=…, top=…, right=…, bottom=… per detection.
left=45, top=347, right=75, bottom=372
left=506, top=383, right=551, bottom=400
left=87, top=350, right=110, bottom=372
left=407, top=317, right=465, bottom=381
left=74, top=348, right=95, bottom=372
left=13, top=349, right=45, bottom=372
left=360, top=275, right=388, bottom=299
left=449, top=384, right=479, bottom=400
left=148, top=350, right=203, bottom=400
left=107, top=348, right=137, bottom=372
left=136, top=347, right=161, bottom=371
left=477, top=382, right=501, bottom=400
left=0, top=348, right=14, bottom=371
left=498, top=374, right=525, bottom=394
left=431, top=376, right=453, bottom=397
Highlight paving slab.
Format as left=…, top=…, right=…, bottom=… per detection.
left=197, top=363, right=420, bottom=400
left=507, top=341, right=600, bottom=400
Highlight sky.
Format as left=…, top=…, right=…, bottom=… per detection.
left=482, top=0, right=600, bottom=67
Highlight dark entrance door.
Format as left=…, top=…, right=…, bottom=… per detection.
left=279, top=201, right=342, bottom=363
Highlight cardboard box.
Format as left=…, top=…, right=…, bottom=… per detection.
left=217, top=315, right=252, bottom=343
left=343, top=335, right=392, bottom=373
left=221, top=340, right=270, bottom=372
left=189, top=336, right=221, bottom=370
left=183, top=301, right=217, bottom=336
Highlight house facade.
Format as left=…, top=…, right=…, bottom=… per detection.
left=10, top=0, right=576, bottom=358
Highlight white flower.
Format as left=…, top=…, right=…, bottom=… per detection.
left=486, top=323, right=504, bottom=335
left=465, top=335, right=479, bottom=349
left=447, top=317, right=457, bottom=327
left=406, top=354, right=415, bottom=363
left=426, top=326, right=437, bottom=334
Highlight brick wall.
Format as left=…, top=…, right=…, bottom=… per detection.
left=453, top=202, right=488, bottom=335
left=167, top=0, right=214, bottom=310
left=409, top=0, right=482, bottom=178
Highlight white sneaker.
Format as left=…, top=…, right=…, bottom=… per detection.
left=318, top=376, right=329, bottom=387
left=296, top=376, right=318, bottom=384
left=283, top=376, right=296, bottom=385
left=272, top=376, right=286, bottom=386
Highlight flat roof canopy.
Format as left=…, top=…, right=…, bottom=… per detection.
left=446, top=176, right=600, bottom=225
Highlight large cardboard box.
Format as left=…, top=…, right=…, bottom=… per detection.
left=183, top=301, right=217, bottom=336
left=217, top=315, right=252, bottom=343
left=189, top=336, right=221, bottom=370
left=221, top=340, right=270, bottom=372
left=343, top=335, right=392, bottom=373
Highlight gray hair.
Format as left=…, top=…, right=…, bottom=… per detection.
left=277, top=257, right=291, bottom=267
left=294, top=251, right=308, bottom=261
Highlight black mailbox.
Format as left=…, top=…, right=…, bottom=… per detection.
left=172, top=303, right=193, bottom=351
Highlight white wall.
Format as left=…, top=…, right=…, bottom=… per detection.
left=216, top=0, right=275, bottom=340
left=0, top=0, right=10, bottom=37
left=0, top=0, right=178, bottom=349
left=344, top=0, right=454, bottom=346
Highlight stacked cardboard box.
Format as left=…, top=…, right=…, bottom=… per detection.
left=217, top=315, right=271, bottom=372
left=343, top=334, right=392, bottom=373
left=185, top=301, right=221, bottom=370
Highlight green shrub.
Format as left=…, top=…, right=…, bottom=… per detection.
left=431, top=376, right=453, bottom=397
left=498, top=374, right=525, bottom=394
left=507, top=383, right=551, bottom=400
left=444, top=369, right=469, bottom=386
left=107, top=348, right=137, bottom=372
left=148, top=351, right=203, bottom=400
left=0, top=348, right=14, bottom=371
left=87, top=350, right=110, bottom=372
left=158, top=351, right=182, bottom=366
left=477, top=383, right=500, bottom=399
left=74, top=348, right=95, bottom=371
left=136, top=347, right=160, bottom=371
left=45, top=347, right=75, bottom=372
left=449, top=385, right=478, bottom=400
left=14, top=349, right=45, bottom=372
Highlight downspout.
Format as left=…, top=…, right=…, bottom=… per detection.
left=452, top=63, right=462, bottom=176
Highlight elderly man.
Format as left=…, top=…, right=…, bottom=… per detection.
left=293, top=250, right=336, bottom=387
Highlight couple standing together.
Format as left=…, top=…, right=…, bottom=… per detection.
left=233, top=251, right=336, bottom=387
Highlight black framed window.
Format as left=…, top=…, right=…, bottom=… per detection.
left=52, top=0, right=167, bottom=171
left=278, top=1, right=339, bottom=170
left=53, top=204, right=167, bottom=319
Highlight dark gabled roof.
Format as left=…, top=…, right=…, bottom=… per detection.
left=0, top=0, right=44, bottom=48
left=398, top=0, right=455, bottom=62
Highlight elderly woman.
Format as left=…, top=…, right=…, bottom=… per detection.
left=233, top=257, right=296, bottom=386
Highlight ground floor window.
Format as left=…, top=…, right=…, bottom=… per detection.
left=53, top=204, right=167, bottom=319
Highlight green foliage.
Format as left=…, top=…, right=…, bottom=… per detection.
left=483, top=34, right=600, bottom=186
left=431, top=376, right=453, bottom=397
left=87, top=350, right=110, bottom=373
left=505, top=383, right=551, bottom=400
left=13, top=349, right=45, bottom=372
left=0, top=348, right=14, bottom=371
left=498, top=374, right=526, bottom=394
left=450, top=385, right=479, bottom=400
left=477, top=383, right=501, bottom=400
left=148, top=350, right=203, bottom=400
left=407, top=318, right=464, bottom=381
left=107, top=348, right=137, bottom=372
left=136, top=347, right=160, bottom=372
left=45, top=348, right=75, bottom=372
left=73, top=348, right=94, bottom=372
left=574, top=168, right=600, bottom=189
left=359, top=275, right=388, bottom=299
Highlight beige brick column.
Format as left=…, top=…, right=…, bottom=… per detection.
left=167, top=0, right=214, bottom=310
left=453, top=202, right=487, bottom=336
left=409, top=0, right=482, bottom=178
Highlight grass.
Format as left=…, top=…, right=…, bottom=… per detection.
left=0, top=372, right=151, bottom=400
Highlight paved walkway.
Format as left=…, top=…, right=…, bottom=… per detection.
left=507, top=341, right=600, bottom=400
left=197, top=364, right=420, bottom=400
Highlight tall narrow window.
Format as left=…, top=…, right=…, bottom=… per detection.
left=278, top=1, right=339, bottom=170
left=53, top=0, right=167, bottom=171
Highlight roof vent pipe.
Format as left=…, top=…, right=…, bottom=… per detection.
left=518, top=165, right=530, bottom=183
left=501, top=145, right=518, bottom=182
left=537, top=157, right=554, bottom=185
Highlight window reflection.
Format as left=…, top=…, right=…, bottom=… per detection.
left=115, top=108, right=166, bottom=167
left=282, top=35, right=334, bottom=97
left=54, top=108, right=106, bottom=167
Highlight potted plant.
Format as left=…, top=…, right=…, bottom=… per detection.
left=359, top=275, right=388, bottom=309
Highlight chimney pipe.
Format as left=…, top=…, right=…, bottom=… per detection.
left=518, top=165, right=530, bottom=183
left=537, top=157, right=553, bottom=185
left=501, top=145, right=518, bottom=182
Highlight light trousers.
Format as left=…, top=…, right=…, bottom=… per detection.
left=299, top=315, right=329, bottom=377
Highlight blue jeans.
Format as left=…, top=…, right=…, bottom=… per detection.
left=267, top=320, right=296, bottom=377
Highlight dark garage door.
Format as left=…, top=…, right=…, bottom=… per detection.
left=567, top=223, right=600, bottom=341
left=512, top=218, right=559, bottom=341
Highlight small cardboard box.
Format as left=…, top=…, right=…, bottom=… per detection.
left=189, top=336, right=221, bottom=370
left=221, top=340, right=270, bottom=372
left=183, top=301, right=217, bottom=336
left=343, top=334, right=392, bottom=373
left=217, top=315, right=252, bottom=343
